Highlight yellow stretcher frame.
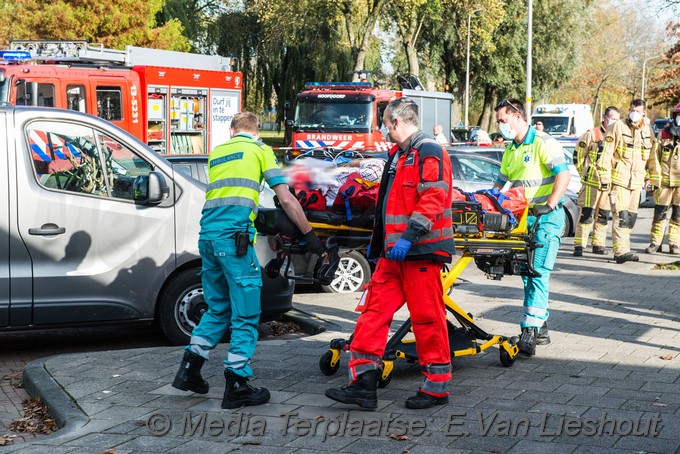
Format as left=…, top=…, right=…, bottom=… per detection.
left=318, top=207, right=535, bottom=382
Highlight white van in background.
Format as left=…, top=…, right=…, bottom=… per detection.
left=532, top=104, right=594, bottom=138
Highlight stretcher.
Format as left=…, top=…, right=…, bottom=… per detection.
left=255, top=198, right=542, bottom=386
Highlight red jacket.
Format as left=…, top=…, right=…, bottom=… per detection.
left=369, top=131, right=455, bottom=262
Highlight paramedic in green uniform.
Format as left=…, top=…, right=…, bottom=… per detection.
left=493, top=99, right=571, bottom=356
left=172, top=111, right=322, bottom=408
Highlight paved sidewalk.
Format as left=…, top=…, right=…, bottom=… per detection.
left=2, top=209, right=680, bottom=453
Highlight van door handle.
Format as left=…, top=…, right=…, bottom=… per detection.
left=28, top=224, right=66, bottom=236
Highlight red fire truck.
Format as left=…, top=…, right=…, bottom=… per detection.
left=0, top=40, right=242, bottom=154
left=285, top=80, right=453, bottom=160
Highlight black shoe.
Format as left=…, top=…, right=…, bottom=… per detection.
left=573, top=246, right=583, bottom=257
left=670, top=245, right=679, bottom=255
left=325, top=370, right=379, bottom=409
left=517, top=327, right=537, bottom=356
left=536, top=321, right=551, bottom=345
left=222, top=370, right=270, bottom=409
left=615, top=252, right=639, bottom=264
left=405, top=391, right=449, bottom=409
left=645, top=244, right=661, bottom=254
left=172, top=350, right=209, bottom=394
left=592, top=246, right=606, bottom=255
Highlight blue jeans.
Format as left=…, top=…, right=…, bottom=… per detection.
left=188, top=238, right=262, bottom=377
left=521, top=208, right=564, bottom=329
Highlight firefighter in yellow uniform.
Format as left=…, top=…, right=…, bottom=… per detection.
left=599, top=99, right=656, bottom=263
left=645, top=102, right=680, bottom=255
left=573, top=106, right=621, bottom=256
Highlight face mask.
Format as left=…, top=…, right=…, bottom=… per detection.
left=499, top=123, right=516, bottom=140
left=607, top=118, right=618, bottom=127
left=675, top=117, right=680, bottom=127
left=629, top=111, right=643, bottom=123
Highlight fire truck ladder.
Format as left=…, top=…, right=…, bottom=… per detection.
left=10, top=40, right=238, bottom=72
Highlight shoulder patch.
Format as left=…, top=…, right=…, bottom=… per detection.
left=578, top=141, right=587, bottom=148
left=416, top=140, right=444, bottom=158
left=605, top=136, right=614, bottom=143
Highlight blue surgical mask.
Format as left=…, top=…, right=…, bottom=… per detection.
left=499, top=123, right=516, bottom=140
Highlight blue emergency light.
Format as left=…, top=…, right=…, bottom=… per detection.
left=305, top=81, right=373, bottom=90
left=0, top=50, right=32, bottom=62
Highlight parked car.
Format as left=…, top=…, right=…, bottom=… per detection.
left=653, top=118, right=671, bottom=136
left=0, top=107, right=293, bottom=346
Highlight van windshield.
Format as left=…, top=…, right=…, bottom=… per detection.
left=533, top=116, right=569, bottom=135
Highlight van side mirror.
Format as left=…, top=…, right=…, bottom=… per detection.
left=134, top=171, right=169, bottom=205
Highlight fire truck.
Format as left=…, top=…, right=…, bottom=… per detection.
left=285, top=80, right=453, bottom=160
left=0, top=40, right=242, bottom=154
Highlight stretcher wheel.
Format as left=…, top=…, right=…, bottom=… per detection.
left=500, top=348, right=515, bottom=367
left=319, top=350, right=340, bottom=375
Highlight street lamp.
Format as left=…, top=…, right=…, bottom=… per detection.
left=641, top=54, right=663, bottom=101
left=526, top=0, right=533, bottom=124
left=465, top=8, right=482, bottom=129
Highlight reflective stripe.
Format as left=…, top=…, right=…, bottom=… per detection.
left=422, top=378, right=449, bottom=394
left=418, top=181, right=449, bottom=192
left=513, top=176, right=555, bottom=187
left=189, top=335, right=215, bottom=348
left=525, top=306, right=548, bottom=317
left=411, top=212, right=432, bottom=230
left=204, top=196, right=258, bottom=211
left=386, top=227, right=454, bottom=244
left=349, top=362, right=380, bottom=381
left=529, top=194, right=551, bottom=204
left=547, top=156, right=567, bottom=169
left=263, top=168, right=284, bottom=180
left=522, top=314, right=545, bottom=328
left=385, top=214, right=411, bottom=225
left=207, top=178, right=260, bottom=193
left=350, top=352, right=382, bottom=362
left=426, top=364, right=451, bottom=375
left=227, top=352, right=249, bottom=363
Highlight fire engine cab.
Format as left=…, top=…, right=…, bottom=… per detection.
left=288, top=81, right=397, bottom=154
left=0, top=40, right=242, bottom=154
left=286, top=80, right=454, bottom=160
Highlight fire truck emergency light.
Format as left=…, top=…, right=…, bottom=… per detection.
left=305, top=81, right=373, bottom=90
left=0, top=50, right=32, bottom=62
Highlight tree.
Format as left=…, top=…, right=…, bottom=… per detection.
left=337, top=0, right=386, bottom=79
left=0, top=0, right=189, bottom=50
left=384, top=0, right=438, bottom=77
left=648, top=22, right=680, bottom=107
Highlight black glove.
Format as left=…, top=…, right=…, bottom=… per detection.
left=532, top=204, right=555, bottom=216
left=304, top=231, right=324, bottom=255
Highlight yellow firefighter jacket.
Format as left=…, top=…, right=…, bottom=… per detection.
left=575, top=125, right=607, bottom=188
left=649, top=130, right=680, bottom=187
left=599, top=118, right=655, bottom=190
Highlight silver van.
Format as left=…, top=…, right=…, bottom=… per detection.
left=0, top=106, right=294, bottom=345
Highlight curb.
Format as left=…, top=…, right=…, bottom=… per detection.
left=20, top=358, right=89, bottom=441
left=282, top=307, right=342, bottom=334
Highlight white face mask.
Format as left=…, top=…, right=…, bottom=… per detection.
left=629, top=111, right=643, bottom=123
left=607, top=117, right=618, bottom=127
left=675, top=117, right=680, bottom=127
left=499, top=123, right=516, bottom=140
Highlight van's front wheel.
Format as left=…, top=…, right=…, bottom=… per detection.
left=158, top=268, right=204, bottom=345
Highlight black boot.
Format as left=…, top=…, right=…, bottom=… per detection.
left=405, top=391, right=449, bottom=409
left=615, top=252, right=639, bottom=263
left=222, top=370, right=270, bottom=409
left=536, top=321, right=551, bottom=345
left=517, top=327, right=538, bottom=356
left=325, top=370, right=379, bottom=409
left=172, top=350, right=209, bottom=394
left=592, top=245, right=606, bottom=255
left=573, top=246, right=583, bottom=257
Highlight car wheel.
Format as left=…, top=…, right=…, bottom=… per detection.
left=562, top=207, right=573, bottom=237
left=158, top=268, right=205, bottom=345
left=322, top=250, right=371, bottom=294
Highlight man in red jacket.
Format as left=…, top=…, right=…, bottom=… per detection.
left=325, top=98, right=456, bottom=410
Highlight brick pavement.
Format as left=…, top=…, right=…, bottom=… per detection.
left=1, top=208, right=679, bottom=453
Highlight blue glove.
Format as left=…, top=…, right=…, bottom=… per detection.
left=389, top=238, right=413, bottom=261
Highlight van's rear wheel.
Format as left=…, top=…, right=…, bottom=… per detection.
left=158, top=268, right=204, bottom=345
